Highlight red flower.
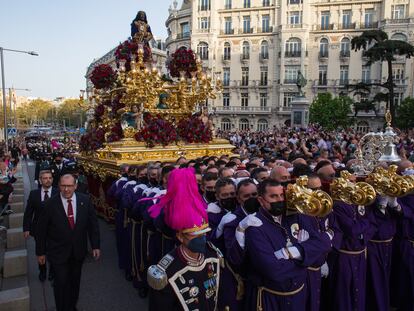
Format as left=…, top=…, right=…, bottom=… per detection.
left=90, top=64, right=115, bottom=89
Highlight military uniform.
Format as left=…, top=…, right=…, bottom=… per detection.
left=148, top=242, right=222, bottom=311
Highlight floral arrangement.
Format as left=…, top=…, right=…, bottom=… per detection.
left=167, top=47, right=197, bottom=78
left=106, top=122, right=124, bottom=142
left=115, top=39, right=152, bottom=69
left=177, top=115, right=212, bottom=143
left=79, top=127, right=106, bottom=152
left=135, top=113, right=178, bottom=147
left=90, top=64, right=115, bottom=89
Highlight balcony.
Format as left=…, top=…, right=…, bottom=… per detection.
left=319, top=51, right=329, bottom=60
left=339, top=79, right=349, bottom=86
left=338, top=23, right=356, bottom=30
left=222, top=55, right=231, bottom=63
left=286, top=23, right=303, bottom=28
left=284, top=79, right=297, bottom=84
left=360, top=21, right=378, bottom=29
left=240, top=28, right=254, bottom=34
left=214, top=106, right=271, bottom=114
left=176, top=32, right=191, bottom=40
left=339, top=50, right=350, bottom=59
left=220, top=29, right=235, bottom=35
left=240, top=54, right=250, bottom=63
left=385, top=18, right=410, bottom=24
left=198, top=5, right=210, bottom=11
left=258, top=26, right=273, bottom=33
left=316, top=24, right=334, bottom=31
left=285, top=51, right=301, bottom=58
left=259, top=53, right=269, bottom=63
left=224, top=4, right=232, bottom=9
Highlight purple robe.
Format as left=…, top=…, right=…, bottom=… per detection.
left=244, top=208, right=331, bottom=311
left=366, top=202, right=396, bottom=311
left=330, top=201, right=377, bottom=311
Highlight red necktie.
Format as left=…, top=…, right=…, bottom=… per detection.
left=67, top=199, right=75, bottom=229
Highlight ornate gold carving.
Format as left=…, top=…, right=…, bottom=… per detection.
left=367, top=165, right=414, bottom=197
left=331, top=171, right=376, bottom=206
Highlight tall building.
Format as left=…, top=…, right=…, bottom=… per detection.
left=165, top=0, right=414, bottom=132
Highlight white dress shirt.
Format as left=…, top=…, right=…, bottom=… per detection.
left=60, top=193, right=77, bottom=223
left=41, top=187, right=52, bottom=201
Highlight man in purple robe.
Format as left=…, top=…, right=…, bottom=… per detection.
left=244, top=179, right=332, bottom=311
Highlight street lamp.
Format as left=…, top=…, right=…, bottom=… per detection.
left=0, top=47, right=38, bottom=152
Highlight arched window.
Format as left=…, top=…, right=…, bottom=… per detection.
left=221, top=118, right=231, bottom=131
left=391, top=33, right=407, bottom=42
left=197, top=42, right=209, bottom=60
left=285, top=38, right=301, bottom=57
left=319, top=38, right=329, bottom=57
left=239, top=118, right=250, bottom=130
left=223, top=42, right=231, bottom=60
left=257, top=119, right=268, bottom=131
left=261, top=40, right=269, bottom=59
left=340, top=38, right=350, bottom=56
left=242, top=41, right=250, bottom=60
left=356, top=121, right=370, bottom=133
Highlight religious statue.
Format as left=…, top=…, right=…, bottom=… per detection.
left=120, top=104, right=143, bottom=130
left=296, top=70, right=307, bottom=97
left=156, top=93, right=169, bottom=109
left=131, top=11, right=153, bottom=47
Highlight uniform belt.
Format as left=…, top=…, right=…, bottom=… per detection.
left=131, top=220, right=143, bottom=225
left=307, top=266, right=321, bottom=272
left=257, top=284, right=304, bottom=311
left=339, top=248, right=366, bottom=255
left=369, top=237, right=393, bottom=243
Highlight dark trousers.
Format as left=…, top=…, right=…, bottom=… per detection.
left=39, top=262, right=54, bottom=277
left=51, top=256, right=84, bottom=311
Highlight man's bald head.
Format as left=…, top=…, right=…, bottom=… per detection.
left=398, top=160, right=413, bottom=173
left=270, top=166, right=291, bottom=183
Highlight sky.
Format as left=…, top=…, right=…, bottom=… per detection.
left=0, top=0, right=173, bottom=100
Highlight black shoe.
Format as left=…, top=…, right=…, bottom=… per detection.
left=138, top=287, right=148, bottom=298
left=39, top=270, right=46, bottom=282
left=125, top=272, right=133, bottom=282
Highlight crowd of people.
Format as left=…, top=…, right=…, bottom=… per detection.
left=107, top=127, right=414, bottom=311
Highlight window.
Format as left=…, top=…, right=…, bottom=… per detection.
left=364, top=9, right=374, bottom=27
left=321, top=12, right=330, bottom=30
left=356, top=121, right=370, bottom=133
left=285, top=38, right=301, bottom=57
left=340, top=38, right=350, bottom=57
left=241, top=94, right=249, bottom=110
left=224, top=0, right=232, bottom=9
left=391, top=33, right=407, bottom=42
left=283, top=92, right=297, bottom=108
left=244, top=0, right=251, bottom=8
left=257, top=119, right=268, bottom=131
left=393, top=65, right=405, bottom=84
left=221, top=118, right=231, bottom=131
left=180, top=23, right=190, bottom=37
left=223, top=67, right=230, bottom=86
left=284, top=66, right=300, bottom=83
left=242, top=41, right=250, bottom=59
left=223, top=43, right=231, bottom=60
left=288, top=0, right=302, bottom=4
left=319, top=65, right=327, bottom=86
left=260, top=40, right=269, bottom=59
left=392, top=5, right=405, bottom=19
left=199, top=0, right=210, bottom=11
left=243, top=16, right=251, bottom=33
left=199, top=17, right=210, bottom=30
left=319, top=38, right=329, bottom=57
left=239, top=118, right=249, bottom=130
left=342, top=10, right=352, bottom=28
left=362, top=65, right=371, bottom=83
left=289, top=11, right=301, bottom=25
left=393, top=93, right=403, bottom=106
left=223, top=93, right=230, bottom=108
left=340, top=65, right=349, bottom=85
left=263, top=0, right=270, bottom=6
left=224, top=17, right=233, bottom=34
left=260, top=66, right=268, bottom=86
left=262, top=15, right=270, bottom=32
left=260, top=93, right=267, bottom=108
left=197, top=42, right=209, bottom=60
left=241, top=67, right=249, bottom=86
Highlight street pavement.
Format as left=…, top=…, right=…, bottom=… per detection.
left=23, top=160, right=148, bottom=311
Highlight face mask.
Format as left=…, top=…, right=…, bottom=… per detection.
left=149, top=178, right=159, bottom=186
left=187, top=235, right=207, bottom=254
left=268, top=201, right=287, bottom=217
left=138, top=176, right=149, bottom=184
left=243, top=197, right=260, bottom=214
left=204, top=191, right=216, bottom=203
left=280, top=180, right=293, bottom=188
left=220, top=197, right=238, bottom=212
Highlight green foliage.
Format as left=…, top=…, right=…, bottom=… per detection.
left=396, top=97, right=414, bottom=129
left=309, top=93, right=354, bottom=130
left=16, top=99, right=54, bottom=126
left=57, top=99, right=87, bottom=127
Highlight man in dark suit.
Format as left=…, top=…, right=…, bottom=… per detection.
left=50, top=153, right=65, bottom=187
left=23, top=170, right=58, bottom=282
left=36, top=174, right=100, bottom=311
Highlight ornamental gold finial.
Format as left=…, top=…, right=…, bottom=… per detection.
left=367, top=165, right=414, bottom=197
left=331, top=171, right=376, bottom=206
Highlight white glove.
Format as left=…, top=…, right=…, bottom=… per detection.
left=216, top=213, right=237, bottom=238
left=235, top=229, right=245, bottom=249
left=238, top=213, right=263, bottom=231
left=378, top=196, right=388, bottom=207
left=387, top=196, right=398, bottom=208
left=274, top=248, right=289, bottom=260
left=297, top=229, right=309, bottom=243
left=321, top=262, right=329, bottom=278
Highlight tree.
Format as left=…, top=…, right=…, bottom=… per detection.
left=396, top=97, right=414, bottom=129
left=351, top=30, right=414, bottom=125
left=56, top=99, right=87, bottom=128
left=309, top=93, right=354, bottom=130
left=16, top=99, right=54, bottom=126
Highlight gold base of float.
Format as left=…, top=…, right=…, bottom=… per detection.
left=77, top=138, right=236, bottom=179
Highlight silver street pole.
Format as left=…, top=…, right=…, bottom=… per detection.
left=0, top=48, right=8, bottom=152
